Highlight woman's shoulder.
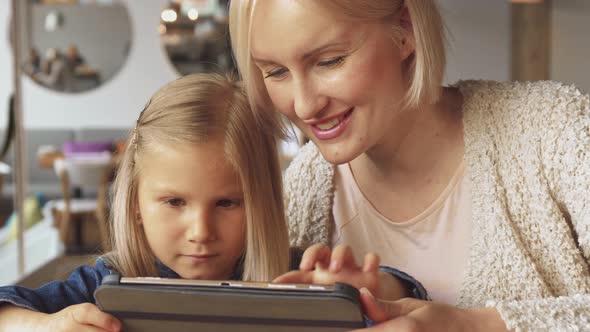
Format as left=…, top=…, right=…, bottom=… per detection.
left=456, top=79, right=588, bottom=112
left=283, top=142, right=335, bottom=247
left=456, top=80, right=588, bottom=131
left=284, top=142, right=335, bottom=191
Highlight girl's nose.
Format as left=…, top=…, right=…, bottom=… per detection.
left=186, top=215, right=216, bottom=243
left=293, top=78, right=329, bottom=121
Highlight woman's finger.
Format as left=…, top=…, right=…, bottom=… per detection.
left=362, top=252, right=380, bottom=273
left=359, top=289, right=428, bottom=322
left=358, top=288, right=391, bottom=323
left=273, top=270, right=314, bottom=284
left=330, top=245, right=357, bottom=272
left=300, top=244, right=331, bottom=270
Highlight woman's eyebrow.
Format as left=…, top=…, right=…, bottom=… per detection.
left=301, top=42, right=348, bottom=61
left=253, top=42, right=348, bottom=65
left=252, top=57, right=278, bottom=66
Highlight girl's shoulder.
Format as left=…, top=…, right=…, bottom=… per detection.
left=95, top=255, right=117, bottom=275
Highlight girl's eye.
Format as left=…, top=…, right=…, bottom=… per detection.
left=216, top=199, right=241, bottom=208
left=264, top=67, right=288, bottom=79
left=165, top=198, right=186, bottom=207
left=318, top=55, right=347, bottom=68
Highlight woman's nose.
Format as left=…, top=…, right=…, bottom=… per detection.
left=292, top=78, right=328, bottom=121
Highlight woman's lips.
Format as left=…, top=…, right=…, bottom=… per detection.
left=310, top=109, right=354, bottom=140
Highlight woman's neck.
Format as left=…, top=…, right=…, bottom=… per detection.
left=350, top=87, right=465, bottom=220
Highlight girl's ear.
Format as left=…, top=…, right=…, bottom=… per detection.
left=135, top=204, right=143, bottom=225
left=399, top=6, right=416, bottom=61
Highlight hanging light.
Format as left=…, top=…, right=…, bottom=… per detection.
left=187, top=8, right=199, bottom=21
left=161, top=9, right=178, bottom=23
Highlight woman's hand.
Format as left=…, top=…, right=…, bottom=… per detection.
left=351, top=288, right=510, bottom=332
left=41, top=303, right=121, bottom=332
left=274, top=244, right=406, bottom=300
left=274, top=244, right=380, bottom=295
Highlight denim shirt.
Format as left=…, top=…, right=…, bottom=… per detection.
left=0, top=256, right=183, bottom=313
left=0, top=251, right=428, bottom=314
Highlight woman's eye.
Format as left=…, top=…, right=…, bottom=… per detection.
left=165, top=198, right=186, bottom=207
left=264, top=67, right=288, bottom=79
left=318, top=56, right=347, bottom=68
left=216, top=199, right=241, bottom=208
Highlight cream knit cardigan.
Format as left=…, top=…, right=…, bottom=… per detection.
left=284, top=80, right=590, bottom=331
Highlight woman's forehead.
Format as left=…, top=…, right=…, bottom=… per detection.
left=250, top=0, right=359, bottom=61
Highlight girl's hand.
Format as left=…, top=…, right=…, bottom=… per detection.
left=274, top=244, right=382, bottom=297
left=350, top=288, right=510, bottom=332
left=42, top=303, right=121, bottom=332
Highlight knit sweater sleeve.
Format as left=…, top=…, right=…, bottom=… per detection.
left=283, top=142, right=335, bottom=247
left=488, top=83, right=590, bottom=332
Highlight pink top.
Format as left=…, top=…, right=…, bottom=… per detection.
left=332, top=161, right=473, bottom=304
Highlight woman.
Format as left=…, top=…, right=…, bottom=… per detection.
left=229, top=0, right=590, bottom=331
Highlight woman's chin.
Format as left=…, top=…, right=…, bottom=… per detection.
left=316, top=143, right=361, bottom=166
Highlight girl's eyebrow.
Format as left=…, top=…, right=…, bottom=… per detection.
left=213, top=191, right=244, bottom=198
left=151, top=188, right=186, bottom=197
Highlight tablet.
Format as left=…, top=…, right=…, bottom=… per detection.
left=94, top=274, right=365, bottom=331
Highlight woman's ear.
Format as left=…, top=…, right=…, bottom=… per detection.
left=399, top=6, right=416, bottom=61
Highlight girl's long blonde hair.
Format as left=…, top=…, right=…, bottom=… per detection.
left=105, top=73, right=290, bottom=281
left=229, top=0, right=446, bottom=118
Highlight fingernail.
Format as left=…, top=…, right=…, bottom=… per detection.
left=330, top=260, right=339, bottom=271
left=300, top=259, right=309, bottom=270
left=360, top=287, right=375, bottom=299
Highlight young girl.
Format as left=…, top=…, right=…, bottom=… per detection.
left=0, top=73, right=417, bottom=331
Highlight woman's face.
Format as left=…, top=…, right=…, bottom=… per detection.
left=250, top=0, right=413, bottom=164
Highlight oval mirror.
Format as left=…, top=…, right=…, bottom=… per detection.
left=159, top=0, right=234, bottom=76
left=21, top=0, right=132, bottom=93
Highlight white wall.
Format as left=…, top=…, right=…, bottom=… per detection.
left=0, top=1, right=14, bottom=128
left=0, top=0, right=178, bottom=129
left=440, top=0, right=511, bottom=84
left=552, top=0, right=590, bottom=94
left=440, top=0, right=590, bottom=93
left=0, top=1, right=588, bottom=130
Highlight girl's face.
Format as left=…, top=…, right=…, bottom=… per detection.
left=137, top=138, right=246, bottom=279
left=250, top=0, right=413, bottom=165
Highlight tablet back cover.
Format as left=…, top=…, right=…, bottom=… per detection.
left=94, top=282, right=365, bottom=331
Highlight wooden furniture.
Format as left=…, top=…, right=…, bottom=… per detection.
left=511, top=0, right=551, bottom=81
left=51, top=156, right=115, bottom=254
left=16, top=255, right=95, bottom=288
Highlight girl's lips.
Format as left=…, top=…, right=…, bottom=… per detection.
left=184, top=254, right=218, bottom=263
left=310, top=109, right=354, bottom=141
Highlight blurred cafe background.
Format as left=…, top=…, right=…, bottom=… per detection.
left=0, top=0, right=588, bottom=287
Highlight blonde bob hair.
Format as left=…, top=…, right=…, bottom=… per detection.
left=105, top=73, right=290, bottom=281
left=229, top=0, right=446, bottom=116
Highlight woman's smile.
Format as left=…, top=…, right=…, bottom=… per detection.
left=309, top=108, right=354, bottom=140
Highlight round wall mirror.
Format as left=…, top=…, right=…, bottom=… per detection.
left=159, top=0, right=234, bottom=76
left=21, top=0, right=132, bottom=93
